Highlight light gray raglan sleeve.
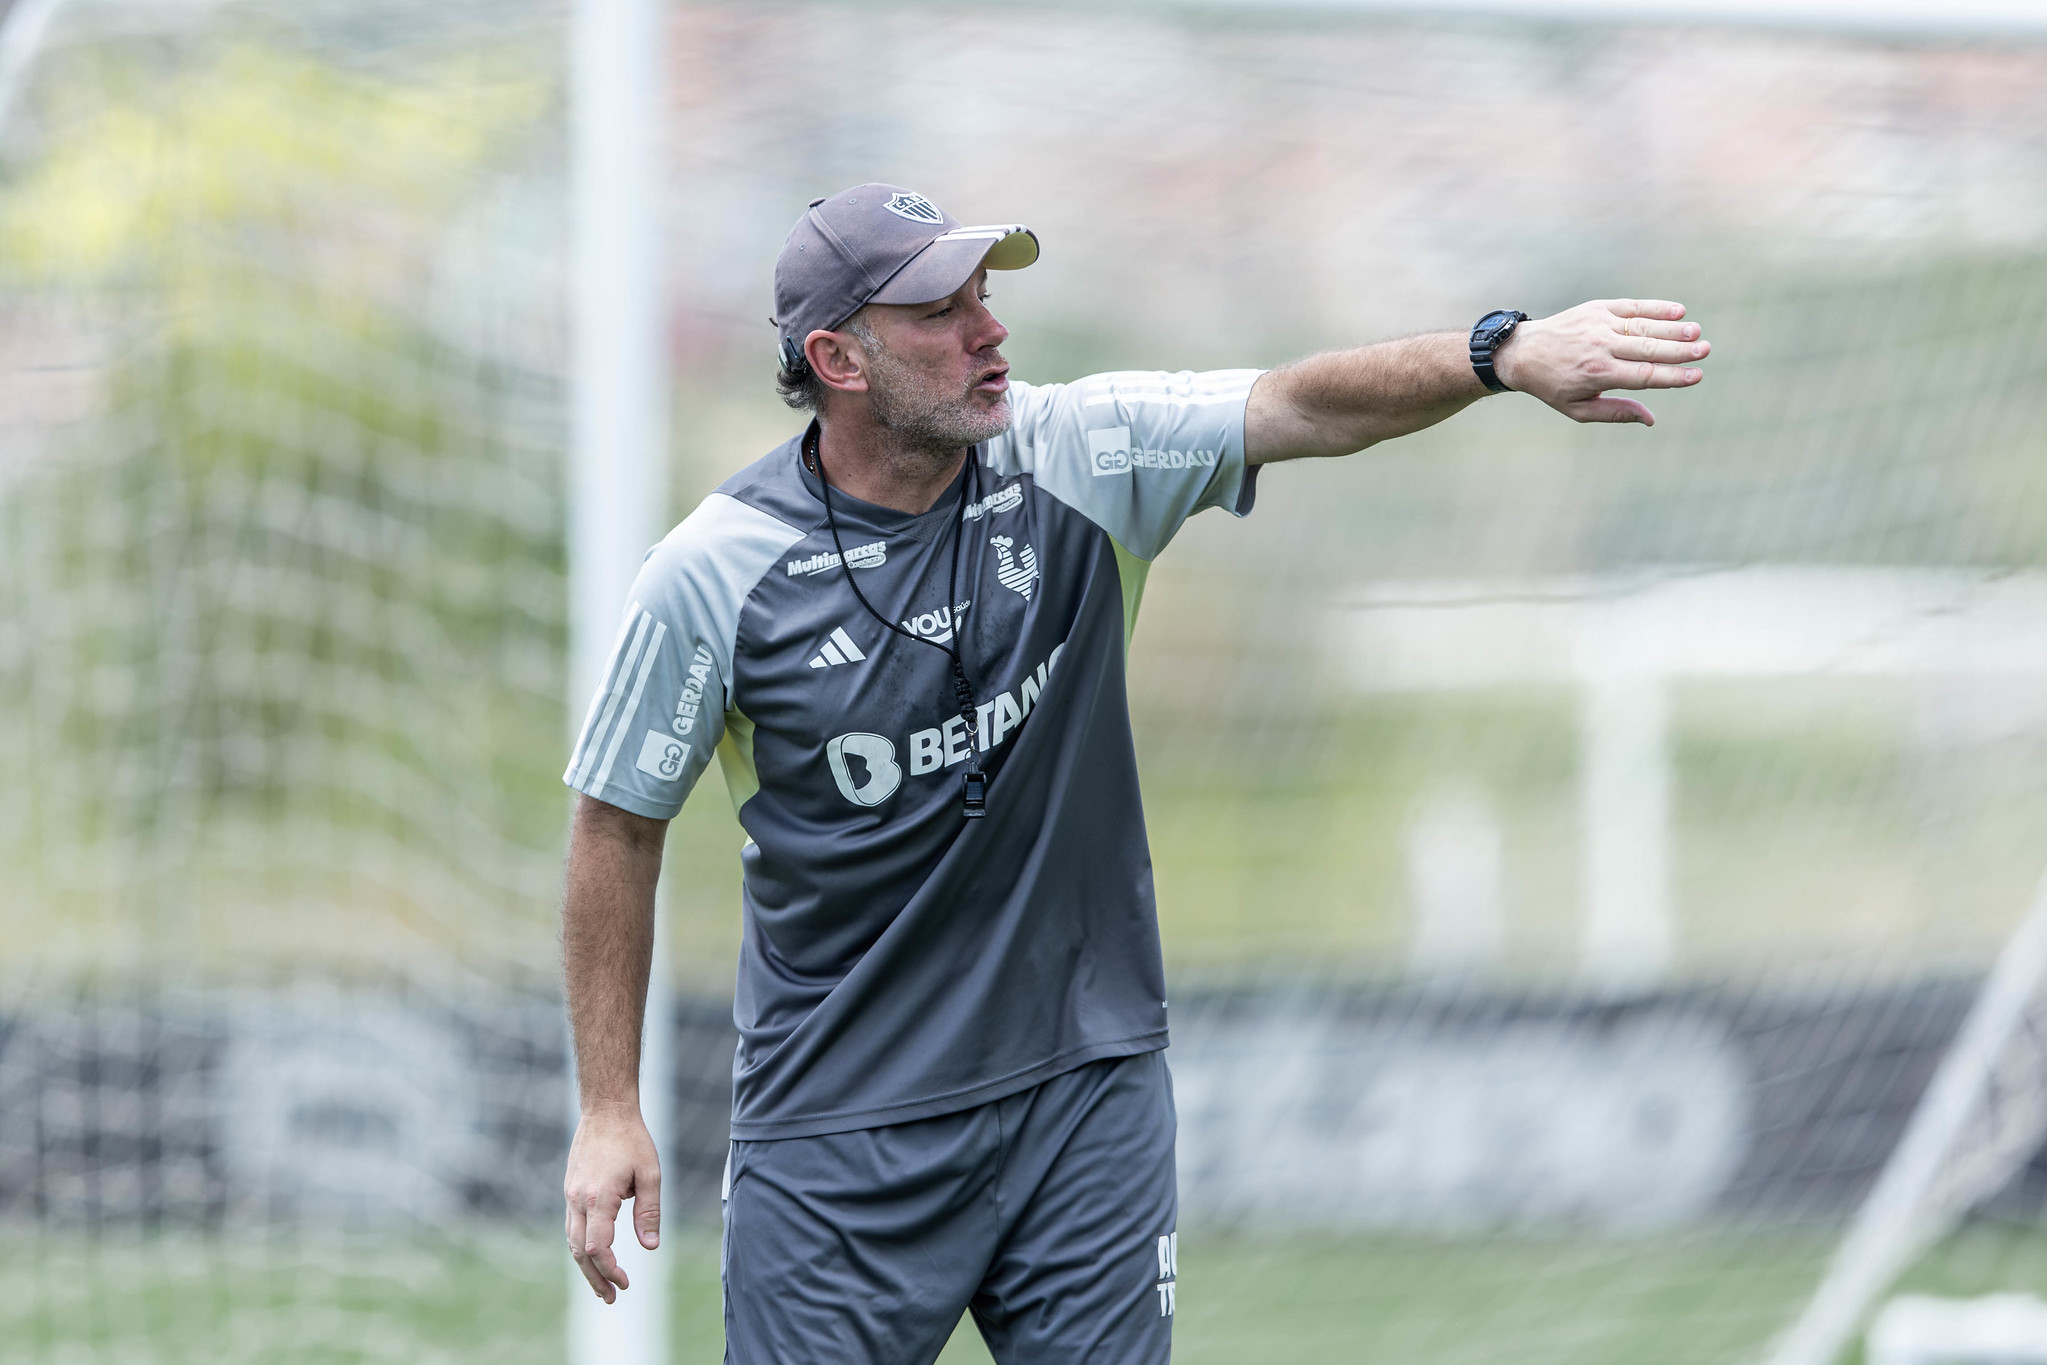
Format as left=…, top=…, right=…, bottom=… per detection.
left=985, top=369, right=1265, bottom=560
left=562, top=492, right=806, bottom=821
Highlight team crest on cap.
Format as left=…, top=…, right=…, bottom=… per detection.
left=884, top=192, right=943, bottom=225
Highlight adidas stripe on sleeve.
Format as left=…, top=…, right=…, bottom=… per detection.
left=564, top=492, right=806, bottom=821
left=566, top=600, right=677, bottom=798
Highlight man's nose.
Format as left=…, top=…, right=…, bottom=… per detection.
left=969, top=298, right=1007, bottom=350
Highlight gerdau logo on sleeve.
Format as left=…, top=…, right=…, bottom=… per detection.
left=633, top=642, right=714, bottom=784
left=671, top=643, right=715, bottom=735
left=1087, top=426, right=1217, bottom=477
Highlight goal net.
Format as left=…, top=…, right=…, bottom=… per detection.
left=6, top=3, right=2047, bottom=1365
left=0, top=2, right=577, bottom=1360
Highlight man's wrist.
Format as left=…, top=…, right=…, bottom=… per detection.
left=1468, top=309, right=1529, bottom=394
left=578, top=1095, right=643, bottom=1120
left=1489, top=324, right=1525, bottom=393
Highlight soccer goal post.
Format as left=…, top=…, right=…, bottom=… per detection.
left=1763, top=874, right=2047, bottom=1365
left=566, top=0, right=674, bottom=1362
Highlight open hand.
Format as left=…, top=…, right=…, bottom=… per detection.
left=564, top=1105, right=662, bottom=1304
left=1495, top=299, right=1710, bottom=426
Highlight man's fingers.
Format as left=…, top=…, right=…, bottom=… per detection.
left=566, top=1192, right=613, bottom=1303
left=1634, top=362, right=1706, bottom=390
left=594, top=1252, right=629, bottom=1295
left=1564, top=394, right=1656, bottom=425
left=1611, top=336, right=1711, bottom=365
left=581, top=1195, right=631, bottom=1298
left=634, top=1166, right=663, bottom=1251
left=572, top=1241, right=615, bottom=1303
left=1612, top=316, right=1702, bottom=342
left=1605, top=298, right=1686, bottom=321
left=1596, top=361, right=1704, bottom=392
left=565, top=1191, right=586, bottom=1261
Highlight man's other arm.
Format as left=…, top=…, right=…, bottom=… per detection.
left=1244, top=299, right=1711, bottom=464
left=562, top=792, right=669, bottom=1304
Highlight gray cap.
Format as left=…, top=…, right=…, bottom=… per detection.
left=773, top=184, right=1039, bottom=372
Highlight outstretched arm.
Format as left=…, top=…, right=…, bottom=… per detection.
left=562, top=793, right=669, bottom=1303
left=1244, top=299, right=1710, bottom=464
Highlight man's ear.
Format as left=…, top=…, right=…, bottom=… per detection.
left=805, top=329, right=869, bottom=395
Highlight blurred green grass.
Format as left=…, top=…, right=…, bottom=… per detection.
left=8, top=1221, right=2047, bottom=1364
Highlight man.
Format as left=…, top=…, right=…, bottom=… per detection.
left=560, top=184, right=1709, bottom=1361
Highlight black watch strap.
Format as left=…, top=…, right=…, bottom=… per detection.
left=1470, top=310, right=1528, bottom=393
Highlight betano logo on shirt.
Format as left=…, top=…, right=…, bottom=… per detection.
left=826, top=732, right=899, bottom=806
left=787, top=540, right=886, bottom=577
left=1087, top=426, right=1218, bottom=478
left=823, top=643, right=1065, bottom=807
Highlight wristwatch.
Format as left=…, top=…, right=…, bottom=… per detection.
left=1470, top=309, right=1528, bottom=393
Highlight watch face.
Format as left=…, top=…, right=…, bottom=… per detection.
left=1476, top=310, right=1518, bottom=343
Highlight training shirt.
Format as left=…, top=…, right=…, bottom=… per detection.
left=564, top=369, right=1263, bottom=1140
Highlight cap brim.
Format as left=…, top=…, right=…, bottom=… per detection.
left=867, top=225, right=1039, bottom=307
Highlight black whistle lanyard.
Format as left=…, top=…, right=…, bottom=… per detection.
left=808, top=428, right=988, bottom=819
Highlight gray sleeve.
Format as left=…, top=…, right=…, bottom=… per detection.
left=563, top=492, right=806, bottom=820
left=985, top=370, right=1264, bottom=560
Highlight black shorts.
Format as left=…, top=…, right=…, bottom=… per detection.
left=721, top=1050, right=1179, bottom=1364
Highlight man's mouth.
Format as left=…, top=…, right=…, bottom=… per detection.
left=972, top=363, right=1009, bottom=395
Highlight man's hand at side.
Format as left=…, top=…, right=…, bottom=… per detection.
left=565, top=1102, right=662, bottom=1304
left=561, top=793, right=671, bottom=1303
left=1245, top=297, right=1710, bottom=463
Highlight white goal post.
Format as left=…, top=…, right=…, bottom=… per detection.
left=1763, top=874, right=2047, bottom=1365
left=568, top=0, right=673, bottom=1361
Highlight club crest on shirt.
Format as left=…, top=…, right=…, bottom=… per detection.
left=990, top=535, right=1038, bottom=600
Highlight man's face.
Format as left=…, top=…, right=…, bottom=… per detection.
left=849, top=269, right=1012, bottom=452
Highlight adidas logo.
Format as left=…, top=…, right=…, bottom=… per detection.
left=808, top=626, right=868, bottom=670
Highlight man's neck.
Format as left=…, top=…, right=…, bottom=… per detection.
left=811, top=417, right=966, bottom=516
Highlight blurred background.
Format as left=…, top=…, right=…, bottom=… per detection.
left=6, top=0, right=2047, bottom=1361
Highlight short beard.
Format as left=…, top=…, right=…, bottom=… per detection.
left=850, top=316, right=1012, bottom=469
